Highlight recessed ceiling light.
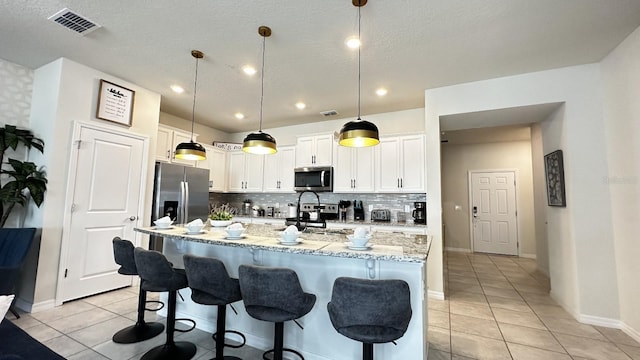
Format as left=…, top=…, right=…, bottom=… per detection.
left=235, top=113, right=245, bottom=120
left=376, top=88, right=388, bottom=96
left=345, top=36, right=361, bottom=49
left=170, top=85, right=184, bottom=93
left=295, top=102, right=306, bottom=110
left=242, top=66, right=257, bottom=76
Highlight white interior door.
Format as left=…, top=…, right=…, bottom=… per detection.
left=60, top=124, right=147, bottom=302
left=470, top=171, right=518, bottom=255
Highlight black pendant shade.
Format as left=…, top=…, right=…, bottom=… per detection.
left=338, top=118, right=379, bottom=147
left=242, top=131, right=277, bottom=155
left=175, top=49, right=206, bottom=161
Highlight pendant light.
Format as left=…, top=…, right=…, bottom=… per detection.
left=243, top=26, right=277, bottom=155
left=338, top=0, right=380, bottom=147
left=175, top=50, right=207, bottom=161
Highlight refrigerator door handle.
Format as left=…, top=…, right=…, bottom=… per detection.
left=184, top=181, right=190, bottom=222
left=179, top=181, right=186, bottom=223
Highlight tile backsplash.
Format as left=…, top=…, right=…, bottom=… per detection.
left=209, top=192, right=426, bottom=222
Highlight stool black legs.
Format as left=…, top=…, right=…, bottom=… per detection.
left=141, top=290, right=197, bottom=360
left=363, top=343, right=373, bottom=360
left=262, top=322, right=304, bottom=360
left=213, top=305, right=243, bottom=360
left=113, top=283, right=164, bottom=343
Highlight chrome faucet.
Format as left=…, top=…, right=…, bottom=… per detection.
left=294, top=190, right=323, bottom=231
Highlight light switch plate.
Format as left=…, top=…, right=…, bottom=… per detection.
left=368, top=204, right=373, bottom=211
left=404, top=205, right=410, bottom=212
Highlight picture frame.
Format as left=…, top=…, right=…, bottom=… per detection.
left=96, top=79, right=135, bottom=126
left=544, top=149, right=566, bottom=207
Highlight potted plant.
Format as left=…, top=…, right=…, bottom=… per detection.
left=0, top=125, right=47, bottom=228
left=209, top=203, right=236, bottom=227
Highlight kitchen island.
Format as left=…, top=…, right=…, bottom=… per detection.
left=135, top=223, right=431, bottom=360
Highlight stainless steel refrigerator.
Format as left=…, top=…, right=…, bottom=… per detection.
left=150, top=162, right=209, bottom=250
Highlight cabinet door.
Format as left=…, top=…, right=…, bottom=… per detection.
left=375, top=137, right=401, bottom=192
left=333, top=144, right=354, bottom=192
left=195, top=144, right=211, bottom=170
left=243, top=153, right=264, bottom=192
left=296, top=136, right=315, bottom=167
left=171, top=131, right=197, bottom=166
left=278, top=147, right=296, bottom=192
left=353, top=146, right=375, bottom=192
left=313, top=134, right=333, bottom=166
left=208, top=147, right=227, bottom=192
left=155, top=126, right=173, bottom=162
left=399, top=135, right=425, bottom=192
left=226, top=151, right=246, bottom=192
left=262, top=153, right=280, bottom=192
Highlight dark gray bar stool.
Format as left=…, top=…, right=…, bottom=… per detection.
left=111, top=238, right=165, bottom=343
left=238, top=265, right=316, bottom=360
left=327, top=277, right=412, bottom=360
left=183, top=254, right=246, bottom=360
left=134, top=247, right=197, bottom=360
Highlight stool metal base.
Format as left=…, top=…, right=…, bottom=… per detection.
left=112, top=322, right=164, bottom=344
left=262, top=348, right=304, bottom=360
left=140, top=342, right=197, bottom=360
left=212, top=356, right=243, bottom=360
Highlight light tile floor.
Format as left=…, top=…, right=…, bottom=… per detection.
left=5, top=251, right=640, bottom=359
left=428, top=251, right=640, bottom=360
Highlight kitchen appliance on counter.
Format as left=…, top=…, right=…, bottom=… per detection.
left=412, top=201, right=426, bottom=224
left=300, top=203, right=338, bottom=221
left=150, top=162, right=209, bottom=251
left=371, top=209, right=391, bottom=222
left=353, top=200, right=365, bottom=221
left=294, top=166, right=333, bottom=192
left=338, top=200, right=351, bottom=221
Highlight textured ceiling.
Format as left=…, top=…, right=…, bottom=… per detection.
left=1, top=1, right=640, bottom=133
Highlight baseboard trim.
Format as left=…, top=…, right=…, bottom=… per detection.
left=622, top=323, right=640, bottom=344
left=445, top=247, right=471, bottom=253
left=519, top=253, right=537, bottom=259
left=428, top=290, right=445, bottom=300
left=578, top=314, right=624, bottom=329
left=15, top=298, right=55, bottom=313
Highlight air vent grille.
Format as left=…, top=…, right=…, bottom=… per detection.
left=48, top=8, right=101, bottom=35
left=320, top=110, right=339, bottom=117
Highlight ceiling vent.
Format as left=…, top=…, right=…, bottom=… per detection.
left=48, top=8, right=101, bottom=35
left=320, top=110, right=339, bottom=117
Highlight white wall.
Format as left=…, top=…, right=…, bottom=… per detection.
left=530, top=123, right=549, bottom=275
left=226, top=108, right=426, bottom=145
left=426, top=64, right=619, bottom=321
left=159, top=111, right=230, bottom=145
left=25, top=58, right=161, bottom=308
left=600, top=25, right=640, bottom=337
left=441, top=140, right=537, bottom=257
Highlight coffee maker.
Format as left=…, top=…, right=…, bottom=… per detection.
left=412, top=201, right=426, bottom=224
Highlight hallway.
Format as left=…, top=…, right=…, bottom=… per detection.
left=427, top=251, right=640, bottom=359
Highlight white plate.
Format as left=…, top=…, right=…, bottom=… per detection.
left=184, top=230, right=206, bottom=235
left=344, top=241, right=373, bottom=251
left=279, top=239, right=303, bottom=246
left=225, top=235, right=246, bottom=240
left=154, top=226, right=174, bottom=230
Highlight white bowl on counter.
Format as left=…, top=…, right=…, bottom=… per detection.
left=210, top=219, right=232, bottom=227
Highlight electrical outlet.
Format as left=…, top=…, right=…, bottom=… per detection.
left=368, top=204, right=373, bottom=211
left=404, top=205, right=410, bottom=212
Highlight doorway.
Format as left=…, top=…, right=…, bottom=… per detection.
left=469, top=170, right=519, bottom=255
left=56, top=122, right=149, bottom=303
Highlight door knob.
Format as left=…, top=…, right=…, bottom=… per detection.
left=129, top=216, right=137, bottom=221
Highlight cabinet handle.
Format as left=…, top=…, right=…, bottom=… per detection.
left=166, top=150, right=170, bottom=159
left=397, top=178, right=400, bottom=188
left=400, top=178, right=403, bottom=188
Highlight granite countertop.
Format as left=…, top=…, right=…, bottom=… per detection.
left=234, top=216, right=428, bottom=228
left=135, top=224, right=431, bottom=263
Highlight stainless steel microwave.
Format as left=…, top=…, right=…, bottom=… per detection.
left=294, top=166, right=333, bottom=192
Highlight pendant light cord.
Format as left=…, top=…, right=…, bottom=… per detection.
left=259, top=33, right=266, bottom=132
left=191, top=55, right=199, bottom=142
left=357, top=5, right=362, bottom=121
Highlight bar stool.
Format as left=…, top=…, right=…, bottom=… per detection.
left=134, top=247, right=197, bottom=360
left=183, top=254, right=246, bottom=360
left=238, top=265, right=316, bottom=360
left=111, top=238, right=165, bottom=343
left=327, top=277, right=412, bottom=360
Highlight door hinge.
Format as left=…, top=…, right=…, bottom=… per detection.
left=64, top=269, right=68, bottom=278
left=71, top=203, right=76, bottom=212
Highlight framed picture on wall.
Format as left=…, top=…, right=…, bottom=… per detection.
left=96, top=79, right=135, bottom=126
left=544, top=149, right=566, bottom=207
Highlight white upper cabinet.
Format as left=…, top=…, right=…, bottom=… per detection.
left=375, top=134, right=425, bottom=192
left=196, top=144, right=227, bottom=192
left=333, top=144, right=375, bottom=192
left=295, top=134, right=333, bottom=167
left=155, top=124, right=198, bottom=166
left=263, top=146, right=296, bottom=193
left=227, top=151, right=264, bottom=193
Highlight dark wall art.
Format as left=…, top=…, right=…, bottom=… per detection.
left=544, top=149, right=566, bottom=207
